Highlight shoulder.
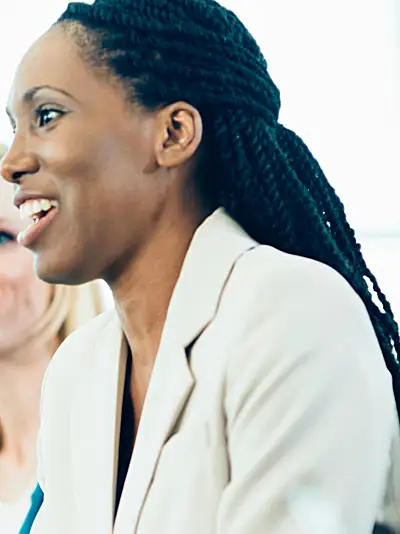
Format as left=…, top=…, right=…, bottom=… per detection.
left=43, top=309, right=118, bottom=395
left=220, top=244, right=368, bottom=325
left=217, top=244, right=387, bottom=388
left=216, top=245, right=395, bottom=432
left=53, top=308, right=117, bottom=363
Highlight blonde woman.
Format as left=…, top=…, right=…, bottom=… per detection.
left=0, top=172, right=107, bottom=533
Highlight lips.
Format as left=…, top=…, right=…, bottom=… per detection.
left=14, top=192, right=60, bottom=248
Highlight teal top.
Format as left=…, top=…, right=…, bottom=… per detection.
left=19, top=484, right=43, bottom=534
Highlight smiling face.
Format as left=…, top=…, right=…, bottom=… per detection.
left=0, top=179, right=51, bottom=354
left=0, top=24, right=203, bottom=286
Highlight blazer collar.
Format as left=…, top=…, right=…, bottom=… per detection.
left=165, top=207, right=258, bottom=348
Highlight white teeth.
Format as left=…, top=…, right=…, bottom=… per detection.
left=19, top=199, right=58, bottom=221
left=32, top=200, right=41, bottom=215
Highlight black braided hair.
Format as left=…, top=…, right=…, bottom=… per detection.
left=57, top=0, right=400, bottom=414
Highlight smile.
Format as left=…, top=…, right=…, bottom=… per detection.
left=18, top=198, right=59, bottom=247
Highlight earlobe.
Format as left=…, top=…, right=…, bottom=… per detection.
left=155, top=103, right=203, bottom=168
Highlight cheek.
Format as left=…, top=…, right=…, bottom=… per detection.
left=39, top=118, right=145, bottom=177
left=0, top=247, right=51, bottom=326
left=55, top=132, right=154, bottom=230
left=39, top=125, right=94, bottom=178
left=0, top=246, right=33, bottom=281
left=38, top=115, right=154, bottom=200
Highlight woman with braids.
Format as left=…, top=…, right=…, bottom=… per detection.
left=1, top=0, right=399, bottom=532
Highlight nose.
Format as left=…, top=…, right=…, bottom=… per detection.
left=0, top=142, right=40, bottom=184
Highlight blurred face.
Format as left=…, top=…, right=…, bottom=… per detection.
left=0, top=25, right=201, bottom=286
left=0, top=179, right=51, bottom=354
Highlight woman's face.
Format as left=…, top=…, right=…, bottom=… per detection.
left=0, top=25, right=193, bottom=286
left=0, top=179, right=51, bottom=354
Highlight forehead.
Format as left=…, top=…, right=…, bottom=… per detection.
left=9, top=28, right=81, bottom=101
left=8, top=26, right=122, bottom=113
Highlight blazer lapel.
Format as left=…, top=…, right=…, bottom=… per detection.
left=69, top=313, right=126, bottom=534
left=115, top=209, right=258, bottom=533
left=114, top=330, right=194, bottom=534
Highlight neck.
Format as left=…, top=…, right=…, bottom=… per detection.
left=109, top=202, right=210, bottom=366
left=0, top=341, right=50, bottom=457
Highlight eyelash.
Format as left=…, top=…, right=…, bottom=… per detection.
left=34, top=106, right=65, bottom=129
left=0, top=231, right=16, bottom=246
left=10, top=106, right=66, bottom=134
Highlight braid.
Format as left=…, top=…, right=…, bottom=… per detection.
left=58, top=0, right=400, bottom=414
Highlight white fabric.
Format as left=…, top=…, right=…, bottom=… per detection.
left=31, top=208, right=400, bottom=534
left=0, top=491, right=32, bottom=534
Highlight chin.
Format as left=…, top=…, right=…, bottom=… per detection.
left=33, top=252, right=98, bottom=286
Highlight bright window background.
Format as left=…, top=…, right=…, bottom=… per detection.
left=1, top=0, right=399, bottom=316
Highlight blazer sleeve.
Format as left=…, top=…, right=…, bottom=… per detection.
left=30, top=364, right=53, bottom=534
left=216, top=254, right=397, bottom=534
left=29, top=310, right=115, bottom=533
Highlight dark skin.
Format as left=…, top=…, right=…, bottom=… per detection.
left=1, top=27, right=211, bottom=432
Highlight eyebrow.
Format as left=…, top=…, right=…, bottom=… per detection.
left=6, top=85, right=77, bottom=118
left=21, top=85, right=76, bottom=103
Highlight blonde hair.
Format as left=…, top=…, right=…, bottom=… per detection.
left=29, top=281, right=107, bottom=350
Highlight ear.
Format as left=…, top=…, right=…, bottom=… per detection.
left=154, top=102, right=203, bottom=168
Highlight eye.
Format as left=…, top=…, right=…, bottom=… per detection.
left=0, top=231, right=16, bottom=246
left=34, top=106, right=65, bottom=128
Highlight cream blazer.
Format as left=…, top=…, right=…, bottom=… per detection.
left=31, top=209, right=400, bottom=534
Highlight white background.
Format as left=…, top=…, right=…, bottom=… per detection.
left=1, top=0, right=399, bottom=315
